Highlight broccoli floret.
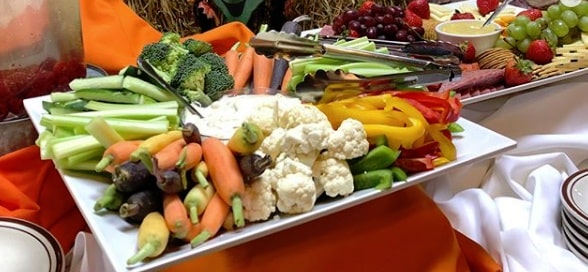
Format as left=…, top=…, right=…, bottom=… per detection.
left=139, top=42, right=189, bottom=80
left=181, top=88, right=213, bottom=107
left=183, top=38, right=213, bottom=56
left=204, top=70, right=235, bottom=101
left=198, top=52, right=229, bottom=73
left=159, top=32, right=182, bottom=45
left=171, top=54, right=211, bottom=92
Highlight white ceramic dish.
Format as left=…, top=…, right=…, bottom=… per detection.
left=435, top=19, right=503, bottom=55
left=23, top=94, right=517, bottom=272
left=562, top=209, right=588, bottom=249
left=0, top=217, right=65, bottom=272
left=563, top=224, right=588, bottom=264
left=561, top=169, right=588, bottom=227
left=562, top=208, right=588, bottom=238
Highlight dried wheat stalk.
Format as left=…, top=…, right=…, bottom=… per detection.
left=124, top=0, right=200, bottom=36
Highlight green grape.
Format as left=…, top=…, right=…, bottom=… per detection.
left=526, top=21, right=542, bottom=38
left=561, top=10, right=579, bottom=27
left=548, top=5, right=562, bottom=19
left=535, top=17, right=550, bottom=29
left=541, top=28, right=559, bottom=47
left=517, top=38, right=532, bottom=53
left=494, top=38, right=514, bottom=49
left=572, top=1, right=588, bottom=16
left=514, top=15, right=531, bottom=26
left=509, top=25, right=528, bottom=40
left=578, top=15, right=588, bottom=31
left=550, top=19, right=570, bottom=37
left=504, top=36, right=518, bottom=47
left=559, top=28, right=579, bottom=44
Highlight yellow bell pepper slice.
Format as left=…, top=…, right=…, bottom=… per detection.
left=316, top=103, right=407, bottom=129
left=363, top=117, right=426, bottom=150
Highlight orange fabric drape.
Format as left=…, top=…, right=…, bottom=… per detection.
left=0, top=1, right=502, bottom=271
left=79, top=0, right=254, bottom=74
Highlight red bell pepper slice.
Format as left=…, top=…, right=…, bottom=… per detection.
left=394, top=155, right=436, bottom=173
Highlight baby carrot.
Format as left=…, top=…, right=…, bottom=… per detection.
left=130, top=130, right=183, bottom=162
left=201, top=137, right=246, bottom=228
left=163, top=193, right=192, bottom=239
left=280, top=67, right=293, bottom=95
left=127, top=211, right=169, bottom=265
left=232, top=46, right=255, bottom=90
left=183, top=184, right=215, bottom=224
left=175, top=142, right=202, bottom=171
left=153, top=138, right=186, bottom=171
left=131, top=130, right=184, bottom=173
left=224, top=42, right=240, bottom=77
left=187, top=192, right=230, bottom=247
left=95, top=140, right=143, bottom=173
left=252, top=52, right=274, bottom=93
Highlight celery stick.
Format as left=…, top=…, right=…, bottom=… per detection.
left=50, top=92, right=77, bottom=102
left=55, top=158, right=102, bottom=172
left=69, top=75, right=125, bottom=90
left=36, top=130, right=55, bottom=160
left=122, top=76, right=176, bottom=102
left=74, top=89, right=156, bottom=104
left=51, top=135, right=102, bottom=160
left=83, top=100, right=178, bottom=111
left=68, top=108, right=178, bottom=122
left=334, top=62, right=412, bottom=77
left=67, top=147, right=105, bottom=165
left=53, top=127, right=75, bottom=138
left=42, top=115, right=170, bottom=136
left=85, top=117, right=124, bottom=148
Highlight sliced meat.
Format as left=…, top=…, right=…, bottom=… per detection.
left=439, top=68, right=504, bottom=93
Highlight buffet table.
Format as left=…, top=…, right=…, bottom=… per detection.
left=59, top=75, right=588, bottom=272
left=2, top=0, right=588, bottom=271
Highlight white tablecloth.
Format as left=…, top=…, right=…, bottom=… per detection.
left=67, top=76, right=588, bottom=272
left=425, top=76, right=588, bottom=272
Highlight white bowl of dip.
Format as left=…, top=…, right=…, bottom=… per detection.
left=435, top=19, right=503, bottom=55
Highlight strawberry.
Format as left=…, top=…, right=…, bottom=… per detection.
left=525, top=39, right=554, bottom=65
left=359, top=1, right=375, bottom=12
left=450, top=10, right=475, bottom=20
left=404, top=9, right=423, bottom=27
left=460, top=41, right=476, bottom=63
left=476, top=0, right=499, bottom=16
left=407, top=0, right=430, bottom=19
left=517, top=8, right=543, bottom=21
left=504, top=58, right=534, bottom=86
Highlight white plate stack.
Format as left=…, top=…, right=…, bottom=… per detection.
left=561, top=169, right=588, bottom=264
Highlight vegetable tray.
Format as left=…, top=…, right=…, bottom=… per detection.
left=23, top=94, right=516, bottom=272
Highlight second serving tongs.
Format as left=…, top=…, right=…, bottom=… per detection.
left=249, top=30, right=459, bottom=71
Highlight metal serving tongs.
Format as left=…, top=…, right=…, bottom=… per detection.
left=137, top=57, right=203, bottom=118
left=248, top=31, right=462, bottom=102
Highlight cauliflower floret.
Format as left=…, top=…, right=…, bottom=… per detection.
left=327, top=118, right=370, bottom=160
left=278, top=103, right=332, bottom=129
left=242, top=177, right=276, bottom=222
left=246, top=95, right=302, bottom=135
left=258, top=127, right=287, bottom=161
left=275, top=172, right=317, bottom=214
left=312, top=155, right=354, bottom=197
left=282, top=123, right=334, bottom=166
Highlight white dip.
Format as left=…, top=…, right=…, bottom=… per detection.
left=184, top=94, right=299, bottom=140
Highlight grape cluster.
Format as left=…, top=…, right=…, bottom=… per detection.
left=496, top=0, right=588, bottom=52
left=331, top=4, right=425, bottom=42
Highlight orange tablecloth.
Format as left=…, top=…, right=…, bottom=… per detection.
left=0, top=1, right=502, bottom=271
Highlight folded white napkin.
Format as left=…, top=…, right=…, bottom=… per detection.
left=425, top=77, right=588, bottom=272
left=66, top=232, right=115, bottom=272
